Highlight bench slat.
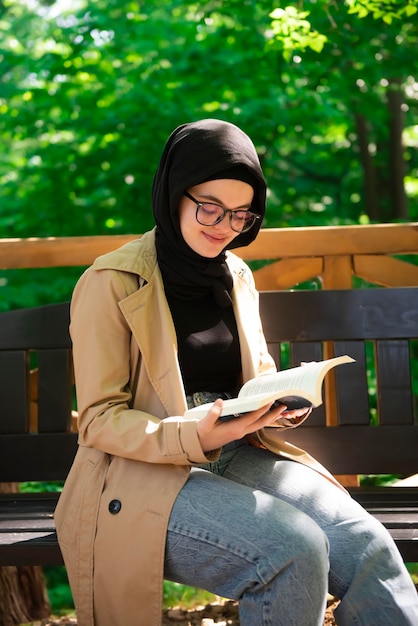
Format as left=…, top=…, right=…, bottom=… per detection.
left=333, top=341, right=370, bottom=425
left=0, top=532, right=63, bottom=567
left=349, top=486, right=418, bottom=561
left=0, top=351, right=30, bottom=434
left=0, top=493, right=62, bottom=566
left=376, top=339, right=414, bottom=425
left=0, top=432, right=78, bottom=482
left=278, top=425, right=418, bottom=475
left=290, top=342, right=325, bottom=425
left=38, top=349, right=73, bottom=433
left=260, top=288, right=418, bottom=340
left=0, top=303, right=71, bottom=350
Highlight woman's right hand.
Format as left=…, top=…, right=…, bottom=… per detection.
left=195, top=398, right=305, bottom=452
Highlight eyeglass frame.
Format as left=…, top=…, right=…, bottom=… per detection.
left=183, top=191, right=261, bottom=234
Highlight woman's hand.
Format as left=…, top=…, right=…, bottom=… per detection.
left=195, top=399, right=310, bottom=453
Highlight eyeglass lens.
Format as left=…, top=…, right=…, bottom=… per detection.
left=184, top=191, right=258, bottom=233
left=197, top=204, right=256, bottom=233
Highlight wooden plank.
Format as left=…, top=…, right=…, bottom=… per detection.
left=375, top=339, right=414, bottom=425
left=0, top=302, right=71, bottom=350
left=38, top=349, right=73, bottom=433
left=0, top=235, right=139, bottom=269
left=349, top=486, right=418, bottom=507
left=290, top=342, right=326, bottom=427
left=278, top=425, right=418, bottom=475
left=0, top=539, right=63, bottom=567
left=333, top=340, right=370, bottom=426
left=354, top=254, right=418, bottom=287
left=240, top=223, right=418, bottom=261
left=0, top=493, right=63, bottom=566
left=253, top=258, right=323, bottom=290
left=0, top=351, right=30, bottom=434
left=259, top=288, right=418, bottom=341
left=1, top=223, right=417, bottom=269
left=321, top=258, right=352, bottom=428
left=0, top=432, right=78, bottom=482
left=349, top=486, right=418, bottom=560
left=322, top=255, right=353, bottom=289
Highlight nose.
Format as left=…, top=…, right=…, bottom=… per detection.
left=212, top=211, right=235, bottom=233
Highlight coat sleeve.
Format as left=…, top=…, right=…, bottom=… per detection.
left=70, top=267, right=216, bottom=465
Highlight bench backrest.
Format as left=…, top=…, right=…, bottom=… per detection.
left=0, top=287, right=417, bottom=483
left=0, top=302, right=77, bottom=482
left=260, top=287, right=418, bottom=475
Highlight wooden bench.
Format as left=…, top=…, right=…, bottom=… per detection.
left=0, top=302, right=77, bottom=566
left=0, top=287, right=417, bottom=568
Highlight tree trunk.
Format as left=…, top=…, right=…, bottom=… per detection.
left=0, top=566, right=50, bottom=626
left=387, top=78, right=408, bottom=219
left=354, top=112, right=379, bottom=220
left=0, top=484, right=50, bottom=626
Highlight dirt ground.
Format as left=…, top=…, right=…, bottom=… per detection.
left=161, top=598, right=339, bottom=625
left=26, top=582, right=418, bottom=625
left=26, top=598, right=339, bottom=625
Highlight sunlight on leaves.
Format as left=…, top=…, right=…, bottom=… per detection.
left=268, top=6, right=327, bottom=60
left=345, top=0, right=418, bottom=21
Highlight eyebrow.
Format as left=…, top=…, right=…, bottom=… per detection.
left=196, top=193, right=253, bottom=210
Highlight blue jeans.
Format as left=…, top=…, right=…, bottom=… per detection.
left=164, top=422, right=418, bottom=624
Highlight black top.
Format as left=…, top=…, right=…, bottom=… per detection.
left=167, top=292, right=241, bottom=395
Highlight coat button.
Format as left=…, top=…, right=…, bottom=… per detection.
left=108, top=499, right=122, bottom=514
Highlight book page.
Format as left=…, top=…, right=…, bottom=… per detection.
left=184, top=355, right=354, bottom=421
left=184, top=392, right=279, bottom=421
left=239, top=356, right=354, bottom=403
left=239, top=364, right=317, bottom=398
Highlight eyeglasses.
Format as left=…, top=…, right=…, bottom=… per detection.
left=184, top=191, right=260, bottom=234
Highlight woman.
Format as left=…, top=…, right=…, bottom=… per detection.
left=55, top=119, right=418, bottom=626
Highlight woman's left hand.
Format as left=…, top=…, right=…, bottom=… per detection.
left=195, top=399, right=310, bottom=452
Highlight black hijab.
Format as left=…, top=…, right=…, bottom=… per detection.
left=152, top=119, right=266, bottom=308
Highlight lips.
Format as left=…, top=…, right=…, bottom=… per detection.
left=203, top=232, right=229, bottom=245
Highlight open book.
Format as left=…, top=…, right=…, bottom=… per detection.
left=184, top=355, right=354, bottom=427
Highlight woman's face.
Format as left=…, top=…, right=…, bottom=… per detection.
left=178, top=178, right=254, bottom=258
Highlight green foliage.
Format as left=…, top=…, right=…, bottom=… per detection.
left=44, top=566, right=75, bottom=614
left=0, top=0, right=417, bottom=278
left=0, top=267, right=85, bottom=312
left=42, top=570, right=218, bottom=614
left=360, top=474, right=405, bottom=485
left=163, top=581, right=218, bottom=609
left=406, top=562, right=418, bottom=583
left=346, top=0, right=418, bottom=22
left=268, top=6, right=327, bottom=60
left=19, top=481, right=63, bottom=492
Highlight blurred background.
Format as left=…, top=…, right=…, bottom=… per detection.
left=0, top=0, right=417, bottom=309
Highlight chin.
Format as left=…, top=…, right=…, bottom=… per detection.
left=198, top=248, right=223, bottom=259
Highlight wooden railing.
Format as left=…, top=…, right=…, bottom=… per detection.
left=1, top=222, right=417, bottom=289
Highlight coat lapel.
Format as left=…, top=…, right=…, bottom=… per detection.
left=232, top=272, right=266, bottom=384
left=118, top=268, right=188, bottom=417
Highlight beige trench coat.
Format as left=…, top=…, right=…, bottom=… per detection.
left=55, top=229, right=342, bottom=626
